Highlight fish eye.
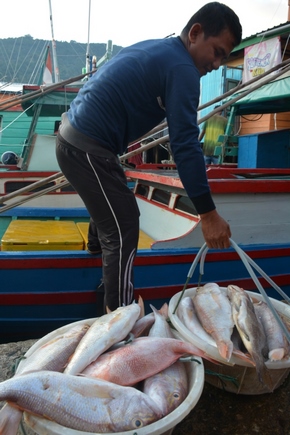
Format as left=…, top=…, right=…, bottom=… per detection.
left=134, top=419, right=143, bottom=428
left=173, top=392, right=181, bottom=399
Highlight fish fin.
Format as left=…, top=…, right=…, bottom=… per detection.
left=63, top=353, right=74, bottom=368
left=106, top=306, right=112, bottom=314
left=0, top=403, right=23, bottom=435
left=138, top=295, right=145, bottom=318
left=78, top=373, right=95, bottom=379
left=149, top=304, right=158, bottom=313
left=150, top=303, right=169, bottom=321
left=159, top=303, right=169, bottom=318
left=183, top=343, right=220, bottom=365
left=205, top=354, right=222, bottom=365
left=232, top=349, right=256, bottom=366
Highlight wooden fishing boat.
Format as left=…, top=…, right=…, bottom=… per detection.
left=0, top=80, right=88, bottom=210
left=1, top=160, right=290, bottom=343
left=0, top=42, right=112, bottom=209
left=1, top=47, right=290, bottom=344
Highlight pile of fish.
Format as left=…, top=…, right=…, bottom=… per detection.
left=0, top=297, right=209, bottom=434
left=176, top=283, right=290, bottom=391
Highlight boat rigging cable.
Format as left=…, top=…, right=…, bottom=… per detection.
left=122, top=58, right=290, bottom=161
left=49, top=0, right=60, bottom=83
left=0, top=71, right=92, bottom=112
left=86, top=0, right=92, bottom=78
left=1, top=57, right=290, bottom=212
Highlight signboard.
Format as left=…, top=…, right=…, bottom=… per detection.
left=243, top=37, right=281, bottom=83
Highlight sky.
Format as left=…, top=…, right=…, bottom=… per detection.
left=0, top=0, right=288, bottom=48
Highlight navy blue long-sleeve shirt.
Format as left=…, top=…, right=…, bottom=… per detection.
left=63, top=36, right=215, bottom=214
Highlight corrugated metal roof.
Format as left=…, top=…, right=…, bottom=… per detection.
left=0, top=82, right=24, bottom=93
left=227, top=69, right=290, bottom=115
left=232, top=21, right=290, bottom=52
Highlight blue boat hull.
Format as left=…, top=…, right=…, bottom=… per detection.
left=1, top=243, right=290, bottom=343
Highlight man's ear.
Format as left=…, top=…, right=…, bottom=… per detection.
left=188, top=23, right=203, bottom=43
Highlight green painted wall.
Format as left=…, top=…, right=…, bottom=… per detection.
left=0, top=110, right=59, bottom=157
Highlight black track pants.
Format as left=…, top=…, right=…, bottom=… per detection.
left=56, top=135, right=140, bottom=311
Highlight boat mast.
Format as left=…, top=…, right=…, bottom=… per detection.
left=86, top=0, right=92, bottom=76
left=48, top=0, right=60, bottom=82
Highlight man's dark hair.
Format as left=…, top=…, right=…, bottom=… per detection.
left=181, top=2, right=242, bottom=47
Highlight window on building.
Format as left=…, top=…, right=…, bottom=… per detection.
left=225, top=78, right=240, bottom=92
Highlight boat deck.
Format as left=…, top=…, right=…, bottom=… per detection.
left=0, top=220, right=155, bottom=251
left=125, top=166, right=290, bottom=194
left=76, top=222, right=154, bottom=250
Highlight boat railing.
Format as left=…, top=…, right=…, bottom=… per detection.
left=0, top=171, right=68, bottom=213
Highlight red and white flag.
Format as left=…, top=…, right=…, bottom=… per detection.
left=42, top=47, right=53, bottom=84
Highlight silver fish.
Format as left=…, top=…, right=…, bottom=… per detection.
left=129, top=311, right=155, bottom=337
left=148, top=303, right=171, bottom=338
left=143, top=359, right=188, bottom=416
left=178, top=295, right=255, bottom=365
left=192, top=283, right=234, bottom=361
left=0, top=322, right=90, bottom=435
left=177, top=296, right=216, bottom=345
left=254, top=300, right=289, bottom=361
left=17, top=323, right=90, bottom=374
left=65, top=300, right=141, bottom=375
left=227, top=285, right=273, bottom=391
left=0, top=371, right=162, bottom=433
left=0, top=404, right=23, bottom=435
left=130, top=303, right=168, bottom=338
left=143, top=305, right=188, bottom=415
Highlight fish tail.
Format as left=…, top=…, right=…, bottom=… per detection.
left=182, top=342, right=219, bottom=364
left=269, top=348, right=285, bottom=361
left=257, top=362, right=274, bottom=392
left=0, top=403, right=22, bottom=435
left=232, top=349, right=256, bottom=366
left=149, top=303, right=168, bottom=319
left=217, top=340, right=233, bottom=362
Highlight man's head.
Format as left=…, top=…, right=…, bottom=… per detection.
left=181, top=2, right=242, bottom=46
left=180, top=2, right=242, bottom=76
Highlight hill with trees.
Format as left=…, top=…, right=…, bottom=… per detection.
left=0, top=35, right=123, bottom=84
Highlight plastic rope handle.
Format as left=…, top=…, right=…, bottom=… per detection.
left=174, top=239, right=290, bottom=343
left=199, top=239, right=290, bottom=343
left=172, top=242, right=208, bottom=314
left=229, top=239, right=290, bottom=343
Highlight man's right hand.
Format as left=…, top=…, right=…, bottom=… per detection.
left=199, top=209, right=231, bottom=249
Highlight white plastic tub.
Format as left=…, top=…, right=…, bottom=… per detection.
left=169, top=287, right=290, bottom=395
left=23, top=318, right=205, bottom=435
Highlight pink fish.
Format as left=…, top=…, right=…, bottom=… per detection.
left=82, top=336, right=217, bottom=386
left=192, top=283, right=234, bottom=361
